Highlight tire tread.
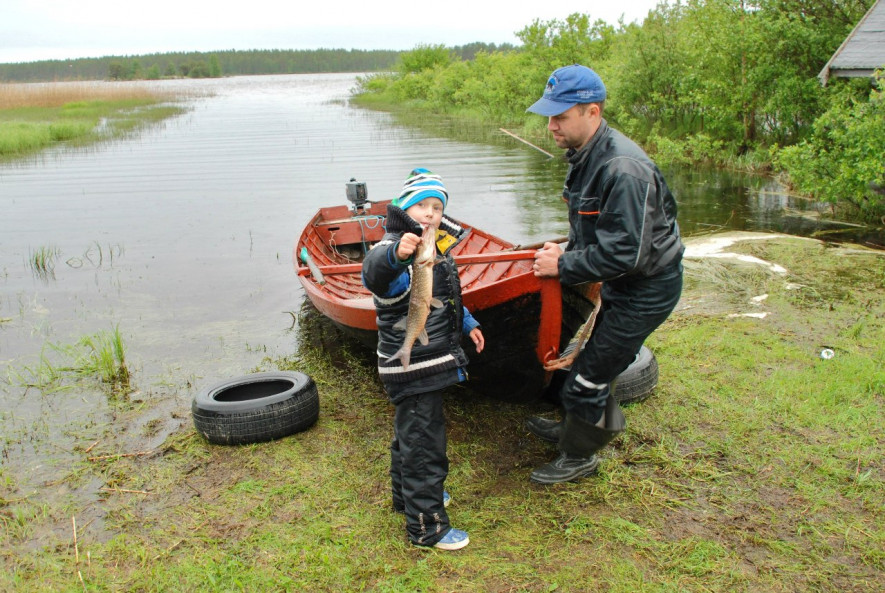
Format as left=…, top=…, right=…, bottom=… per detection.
left=192, top=374, right=319, bottom=445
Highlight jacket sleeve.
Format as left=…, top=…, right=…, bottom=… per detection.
left=361, top=237, right=411, bottom=297
left=558, top=159, right=657, bottom=285
left=461, top=306, right=480, bottom=335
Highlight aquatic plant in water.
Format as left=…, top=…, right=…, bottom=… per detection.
left=8, top=325, right=131, bottom=393
left=28, top=245, right=61, bottom=281
left=77, top=325, right=131, bottom=391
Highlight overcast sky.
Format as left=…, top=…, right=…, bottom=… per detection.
left=1, top=0, right=664, bottom=64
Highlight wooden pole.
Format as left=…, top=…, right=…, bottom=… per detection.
left=508, top=236, right=569, bottom=251
left=499, top=128, right=556, bottom=159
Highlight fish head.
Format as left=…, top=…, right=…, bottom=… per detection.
left=415, top=225, right=438, bottom=265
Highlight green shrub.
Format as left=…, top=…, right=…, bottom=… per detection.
left=775, top=74, right=885, bottom=221
left=396, top=44, right=454, bottom=75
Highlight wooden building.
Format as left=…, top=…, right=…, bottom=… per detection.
left=818, top=0, right=885, bottom=85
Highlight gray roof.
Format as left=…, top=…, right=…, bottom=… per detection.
left=819, top=0, right=885, bottom=84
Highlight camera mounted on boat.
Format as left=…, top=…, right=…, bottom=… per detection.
left=346, top=178, right=369, bottom=212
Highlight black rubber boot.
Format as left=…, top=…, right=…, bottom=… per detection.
left=529, top=451, right=601, bottom=484
left=530, top=395, right=625, bottom=484
left=524, top=416, right=562, bottom=443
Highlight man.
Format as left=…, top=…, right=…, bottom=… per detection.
left=526, top=64, right=684, bottom=484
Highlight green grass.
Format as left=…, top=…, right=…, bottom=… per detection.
left=1, top=237, right=883, bottom=592
left=0, top=95, right=185, bottom=159
left=76, top=325, right=131, bottom=389
left=8, top=325, right=131, bottom=393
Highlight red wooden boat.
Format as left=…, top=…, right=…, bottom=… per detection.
left=294, top=187, right=595, bottom=402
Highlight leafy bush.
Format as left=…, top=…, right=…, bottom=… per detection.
left=351, top=3, right=878, bottom=222
left=451, top=51, right=542, bottom=121
left=397, top=44, right=454, bottom=75
left=646, top=132, right=729, bottom=167
left=775, top=74, right=885, bottom=221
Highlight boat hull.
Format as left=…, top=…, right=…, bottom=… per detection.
left=295, top=201, right=595, bottom=402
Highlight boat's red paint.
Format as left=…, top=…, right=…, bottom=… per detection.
left=294, top=200, right=593, bottom=401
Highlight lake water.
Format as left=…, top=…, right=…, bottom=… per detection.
left=0, top=73, right=879, bottom=495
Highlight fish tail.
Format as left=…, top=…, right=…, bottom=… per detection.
left=387, top=346, right=411, bottom=371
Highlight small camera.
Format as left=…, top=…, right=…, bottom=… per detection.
left=345, top=178, right=368, bottom=211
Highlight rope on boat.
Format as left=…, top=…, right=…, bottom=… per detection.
left=356, top=215, right=385, bottom=256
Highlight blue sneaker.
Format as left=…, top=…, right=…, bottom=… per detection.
left=434, top=527, right=469, bottom=550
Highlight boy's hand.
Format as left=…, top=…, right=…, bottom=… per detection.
left=396, top=233, right=421, bottom=261
left=469, top=328, right=485, bottom=354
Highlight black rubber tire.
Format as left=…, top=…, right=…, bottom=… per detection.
left=192, top=371, right=319, bottom=445
left=613, top=345, right=659, bottom=404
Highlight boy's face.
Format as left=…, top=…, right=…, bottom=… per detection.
left=404, top=197, right=444, bottom=229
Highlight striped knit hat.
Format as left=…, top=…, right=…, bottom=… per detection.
left=392, top=168, right=448, bottom=211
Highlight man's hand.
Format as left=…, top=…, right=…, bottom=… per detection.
left=396, top=233, right=421, bottom=261
left=533, top=242, right=562, bottom=278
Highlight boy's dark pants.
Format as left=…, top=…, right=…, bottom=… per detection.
left=562, top=264, right=683, bottom=424
left=391, top=390, right=450, bottom=546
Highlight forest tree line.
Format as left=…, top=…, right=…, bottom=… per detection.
left=0, top=43, right=514, bottom=83
left=356, top=0, right=884, bottom=222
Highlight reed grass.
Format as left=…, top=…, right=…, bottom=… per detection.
left=0, top=82, right=172, bottom=110
left=75, top=325, right=131, bottom=390
left=27, top=245, right=61, bottom=280
left=8, top=325, right=131, bottom=393
left=7, top=347, right=67, bottom=392
left=0, top=82, right=185, bottom=158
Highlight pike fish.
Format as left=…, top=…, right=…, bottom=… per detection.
left=388, top=225, right=443, bottom=370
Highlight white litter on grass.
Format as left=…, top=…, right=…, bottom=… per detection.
left=728, top=312, right=771, bottom=319
left=684, top=232, right=793, bottom=274
left=750, top=294, right=769, bottom=304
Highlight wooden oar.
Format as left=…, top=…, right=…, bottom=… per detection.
left=296, top=249, right=541, bottom=278
left=299, top=247, right=326, bottom=285
left=296, top=236, right=571, bottom=280
left=453, top=250, right=536, bottom=266
left=296, top=237, right=577, bottom=279
left=507, top=236, right=569, bottom=251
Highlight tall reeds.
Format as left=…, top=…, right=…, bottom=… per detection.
left=28, top=245, right=61, bottom=280
left=1, top=82, right=185, bottom=158
left=0, top=82, right=172, bottom=110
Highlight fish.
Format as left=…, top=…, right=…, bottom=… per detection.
left=387, top=225, right=444, bottom=370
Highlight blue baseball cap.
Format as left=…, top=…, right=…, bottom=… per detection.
left=527, top=64, right=607, bottom=116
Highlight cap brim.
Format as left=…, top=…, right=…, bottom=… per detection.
left=526, top=97, right=576, bottom=116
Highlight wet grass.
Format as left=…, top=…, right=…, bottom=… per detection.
left=8, top=325, right=131, bottom=394
left=77, top=325, right=131, bottom=390
left=1, top=237, right=883, bottom=591
left=27, top=245, right=61, bottom=281
left=0, top=83, right=186, bottom=159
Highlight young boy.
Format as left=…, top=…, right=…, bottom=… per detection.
left=361, top=168, right=484, bottom=550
